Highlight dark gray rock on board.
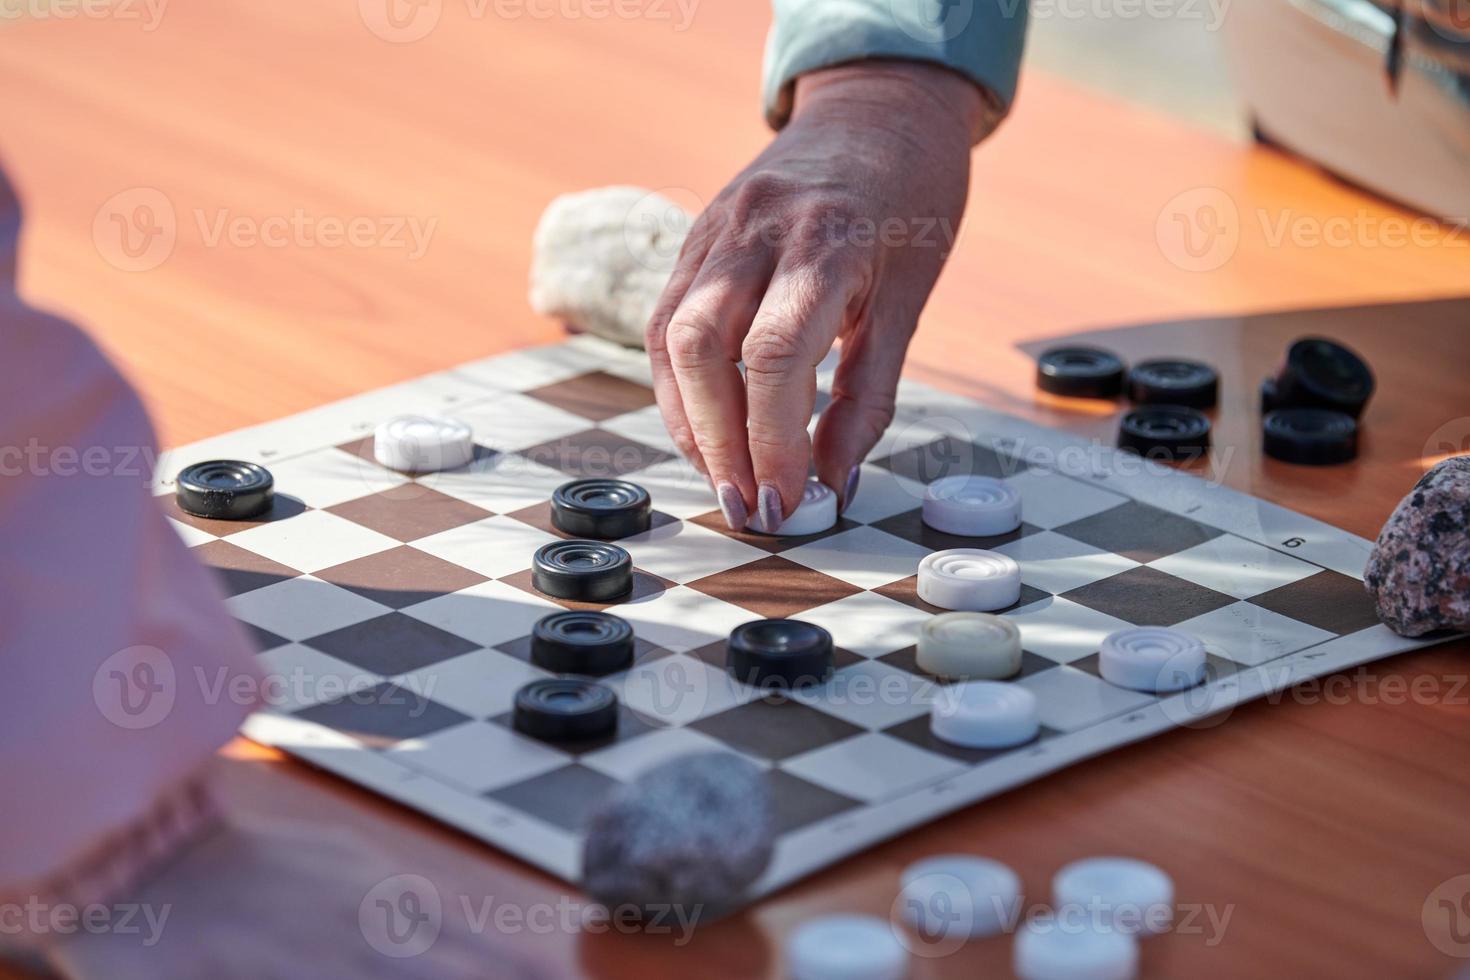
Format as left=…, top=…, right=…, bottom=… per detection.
left=1365, top=455, right=1470, bottom=637
left=582, top=751, right=774, bottom=917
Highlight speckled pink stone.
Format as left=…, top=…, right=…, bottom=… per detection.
left=1365, top=456, right=1470, bottom=637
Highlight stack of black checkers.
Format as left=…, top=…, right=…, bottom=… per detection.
left=550, top=478, right=651, bottom=539
left=725, top=619, right=834, bottom=690
left=175, top=460, right=275, bottom=520
left=1036, top=345, right=1218, bottom=460
left=1259, top=337, right=1371, bottom=465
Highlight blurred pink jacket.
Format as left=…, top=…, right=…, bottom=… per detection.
left=0, top=293, right=260, bottom=899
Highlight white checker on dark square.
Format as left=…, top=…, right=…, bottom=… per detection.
left=883, top=714, right=1059, bottom=765
left=1061, top=566, right=1237, bottom=627
left=1174, top=601, right=1337, bottom=667
left=1148, top=534, right=1322, bottom=600
left=618, top=520, right=769, bottom=585
left=391, top=648, right=552, bottom=720
left=780, top=526, right=933, bottom=590
left=292, top=682, right=471, bottom=746
left=993, top=530, right=1141, bottom=594
left=255, top=643, right=385, bottom=714
left=1001, top=469, right=1130, bottom=530
left=387, top=721, right=570, bottom=794
left=866, top=508, right=1039, bottom=554
left=227, top=509, right=399, bottom=574
left=400, top=579, right=563, bottom=649
left=1014, top=666, right=1156, bottom=732
left=412, top=515, right=562, bottom=580
left=798, top=592, right=932, bottom=659
left=780, top=732, right=965, bottom=804
left=788, top=658, right=938, bottom=730
left=1000, top=596, right=1135, bottom=665
left=228, top=576, right=391, bottom=641
left=303, top=612, right=480, bottom=675
left=580, top=726, right=746, bottom=782
left=876, top=645, right=1061, bottom=684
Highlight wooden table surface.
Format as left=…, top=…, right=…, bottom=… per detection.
left=2, top=3, right=1469, bottom=977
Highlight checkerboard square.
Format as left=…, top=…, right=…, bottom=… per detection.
left=425, top=454, right=571, bottom=514
left=874, top=575, right=1050, bottom=616
left=315, top=545, right=489, bottom=609
left=781, top=526, right=933, bottom=590
left=519, top=428, right=673, bottom=478
left=387, top=721, right=569, bottom=794
left=485, top=765, right=622, bottom=832
left=609, top=653, right=760, bottom=727
left=326, top=487, right=493, bottom=542
left=781, top=732, right=965, bottom=803
left=1001, top=469, right=1130, bottom=530
left=1062, top=566, right=1236, bottom=627
left=193, top=539, right=301, bottom=596
left=788, top=659, right=938, bottom=730
left=686, top=555, right=862, bottom=618
left=597, top=404, right=681, bottom=455
left=1014, top=666, right=1155, bottom=731
left=624, top=457, right=718, bottom=520
left=293, top=682, right=471, bottom=745
left=1247, top=570, right=1382, bottom=635
left=267, top=448, right=409, bottom=508
left=580, top=726, right=739, bottom=782
left=1000, top=596, right=1135, bottom=665
left=617, top=519, right=769, bottom=584
left=522, top=370, right=658, bottom=422
left=688, top=511, right=862, bottom=554
left=160, top=492, right=310, bottom=538
left=452, top=391, right=592, bottom=452
left=841, top=465, right=930, bottom=525
left=226, top=509, right=399, bottom=573
left=255, top=643, right=384, bottom=713
left=1147, top=534, right=1322, bottom=600
left=868, top=508, right=1038, bottom=553
left=304, top=612, right=479, bottom=675
left=612, top=586, right=757, bottom=653
left=993, top=530, right=1141, bottom=594
left=798, top=592, right=932, bottom=658
left=1174, top=601, right=1337, bottom=666
left=244, top=622, right=289, bottom=653
left=228, top=576, right=390, bottom=641
left=401, top=579, right=563, bottom=649
left=167, top=517, right=217, bottom=548
left=873, top=437, right=1027, bottom=484
left=764, top=769, right=862, bottom=834
left=689, top=697, right=864, bottom=761
left=1054, top=500, right=1223, bottom=562
left=392, top=648, right=551, bottom=719
left=883, top=714, right=1058, bottom=765
left=413, top=515, right=561, bottom=580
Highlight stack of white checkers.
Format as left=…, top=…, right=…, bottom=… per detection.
left=784, top=855, right=1173, bottom=980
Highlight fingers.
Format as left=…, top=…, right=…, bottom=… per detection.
left=645, top=220, right=719, bottom=476
left=813, top=300, right=912, bottom=513
left=744, top=254, right=867, bottom=525
left=665, top=245, right=776, bottom=526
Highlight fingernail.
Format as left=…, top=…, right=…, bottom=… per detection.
left=716, top=482, right=747, bottom=532
left=758, top=482, right=783, bottom=533
left=841, top=465, right=861, bottom=513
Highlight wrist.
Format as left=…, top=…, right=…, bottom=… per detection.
left=790, top=59, right=1000, bottom=146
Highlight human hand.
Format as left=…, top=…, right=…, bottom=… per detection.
left=49, top=815, right=547, bottom=980
left=646, top=60, right=993, bottom=531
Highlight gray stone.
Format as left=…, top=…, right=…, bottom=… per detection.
left=528, top=186, right=691, bottom=349
left=1365, top=455, right=1470, bottom=637
left=581, top=751, right=773, bottom=916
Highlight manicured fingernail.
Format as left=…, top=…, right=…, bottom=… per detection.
left=758, top=483, right=783, bottom=533
left=841, top=465, right=861, bottom=513
left=716, top=482, right=747, bottom=532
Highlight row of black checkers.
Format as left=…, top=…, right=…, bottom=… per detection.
left=524, top=479, right=834, bottom=741
left=1035, top=337, right=1374, bottom=465
left=173, top=465, right=834, bottom=743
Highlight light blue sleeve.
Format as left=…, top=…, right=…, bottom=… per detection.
left=762, top=0, right=1028, bottom=131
